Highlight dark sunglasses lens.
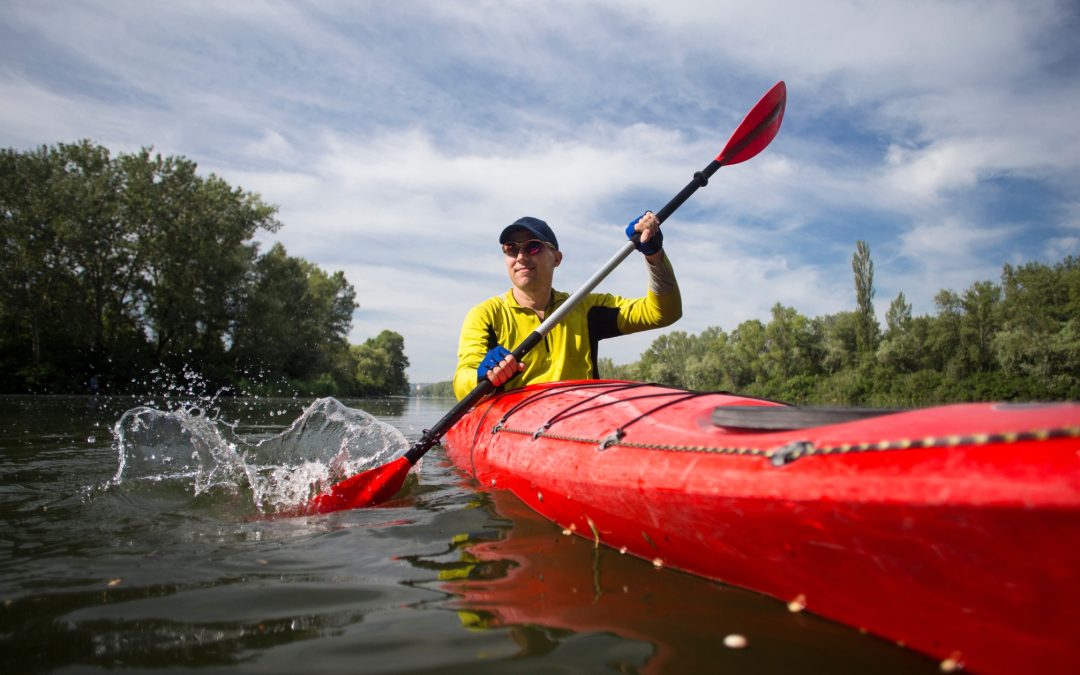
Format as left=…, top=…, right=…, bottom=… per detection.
left=502, top=240, right=546, bottom=256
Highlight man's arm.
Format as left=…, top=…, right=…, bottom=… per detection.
left=616, top=252, right=682, bottom=333
left=453, top=305, right=490, bottom=400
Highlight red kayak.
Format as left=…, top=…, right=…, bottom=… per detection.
left=441, top=379, right=1080, bottom=675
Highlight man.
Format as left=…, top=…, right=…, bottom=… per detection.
left=452, top=213, right=681, bottom=400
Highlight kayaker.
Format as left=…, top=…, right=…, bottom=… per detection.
left=452, top=214, right=681, bottom=400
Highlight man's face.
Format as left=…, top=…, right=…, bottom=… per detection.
left=503, top=231, right=562, bottom=294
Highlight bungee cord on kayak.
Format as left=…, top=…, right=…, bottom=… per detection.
left=486, top=380, right=1080, bottom=463
left=480, top=379, right=1080, bottom=464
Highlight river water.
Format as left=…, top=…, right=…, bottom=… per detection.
left=1, top=393, right=938, bottom=673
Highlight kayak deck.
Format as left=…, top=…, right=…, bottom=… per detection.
left=442, top=380, right=1080, bottom=675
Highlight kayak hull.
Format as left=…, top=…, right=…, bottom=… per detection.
left=442, top=380, right=1080, bottom=675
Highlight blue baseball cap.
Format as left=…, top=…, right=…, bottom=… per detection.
left=499, top=216, right=559, bottom=250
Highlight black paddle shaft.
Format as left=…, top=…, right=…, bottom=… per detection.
left=404, top=377, right=493, bottom=463
left=655, top=159, right=722, bottom=225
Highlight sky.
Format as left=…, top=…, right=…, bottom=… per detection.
left=2, top=0, right=1078, bottom=383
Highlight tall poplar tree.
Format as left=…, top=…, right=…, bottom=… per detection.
left=852, top=240, right=879, bottom=356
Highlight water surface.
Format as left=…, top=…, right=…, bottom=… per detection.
left=0, top=394, right=938, bottom=673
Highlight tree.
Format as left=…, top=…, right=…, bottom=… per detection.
left=684, top=327, right=734, bottom=391
left=1, top=142, right=138, bottom=389
left=597, top=356, right=641, bottom=382
left=132, top=151, right=279, bottom=375
left=416, top=380, right=455, bottom=397
left=816, top=311, right=859, bottom=373
left=0, top=141, right=386, bottom=395
left=231, top=243, right=356, bottom=384
left=885, top=292, right=912, bottom=335
left=763, top=303, right=819, bottom=383
left=852, top=240, right=879, bottom=356
left=993, top=258, right=1080, bottom=397
left=960, top=280, right=1002, bottom=373
left=878, top=292, right=918, bottom=373
left=636, top=330, right=696, bottom=387
left=729, top=319, right=768, bottom=391
left=927, top=289, right=963, bottom=376
left=353, top=330, right=410, bottom=396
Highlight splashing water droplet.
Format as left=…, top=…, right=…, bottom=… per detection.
left=108, top=396, right=409, bottom=515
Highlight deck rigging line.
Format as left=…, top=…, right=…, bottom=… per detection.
left=484, top=382, right=1080, bottom=466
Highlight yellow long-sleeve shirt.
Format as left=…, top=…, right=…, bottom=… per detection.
left=453, top=253, right=681, bottom=400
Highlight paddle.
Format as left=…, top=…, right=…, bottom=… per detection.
left=304, top=81, right=787, bottom=514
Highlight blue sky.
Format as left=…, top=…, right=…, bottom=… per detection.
left=3, top=1, right=1078, bottom=383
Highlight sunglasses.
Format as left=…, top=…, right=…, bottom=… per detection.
left=501, top=239, right=554, bottom=257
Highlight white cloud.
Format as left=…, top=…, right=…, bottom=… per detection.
left=900, top=218, right=1014, bottom=263
left=880, top=140, right=991, bottom=203
left=622, top=0, right=1053, bottom=87
left=894, top=217, right=1017, bottom=312
left=1044, top=236, right=1079, bottom=262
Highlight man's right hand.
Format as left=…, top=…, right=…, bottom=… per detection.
left=478, top=345, right=524, bottom=387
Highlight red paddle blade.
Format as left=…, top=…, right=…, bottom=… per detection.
left=716, top=81, right=786, bottom=166
left=303, top=456, right=412, bottom=514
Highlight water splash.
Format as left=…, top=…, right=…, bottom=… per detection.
left=110, top=397, right=409, bottom=516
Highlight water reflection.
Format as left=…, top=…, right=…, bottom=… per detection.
left=420, top=488, right=938, bottom=674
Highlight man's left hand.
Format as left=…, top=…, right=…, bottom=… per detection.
left=626, top=211, right=663, bottom=256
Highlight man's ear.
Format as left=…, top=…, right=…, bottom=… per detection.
left=553, top=250, right=563, bottom=267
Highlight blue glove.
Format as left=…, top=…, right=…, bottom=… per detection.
left=626, top=213, right=663, bottom=256
left=478, top=345, right=513, bottom=381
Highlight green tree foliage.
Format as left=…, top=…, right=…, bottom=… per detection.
left=351, top=330, right=410, bottom=396
left=816, top=311, right=859, bottom=373
left=992, top=257, right=1080, bottom=399
left=231, top=243, right=356, bottom=386
left=877, top=292, right=918, bottom=373
left=130, top=149, right=280, bottom=380
left=0, top=141, right=405, bottom=396
left=415, top=380, right=455, bottom=397
left=852, top=240, right=879, bottom=356
left=1, top=141, right=133, bottom=388
left=609, top=246, right=1079, bottom=406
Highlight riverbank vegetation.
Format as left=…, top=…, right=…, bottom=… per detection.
left=600, top=250, right=1079, bottom=406
left=1, top=141, right=409, bottom=396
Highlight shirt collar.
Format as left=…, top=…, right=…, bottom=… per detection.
left=503, top=289, right=568, bottom=311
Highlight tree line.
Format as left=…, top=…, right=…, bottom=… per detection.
left=1, top=141, right=409, bottom=397
left=602, top=245, right=1079, bottom=406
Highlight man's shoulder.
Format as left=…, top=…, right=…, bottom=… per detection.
left=466, top=291, right=515, bottom=316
